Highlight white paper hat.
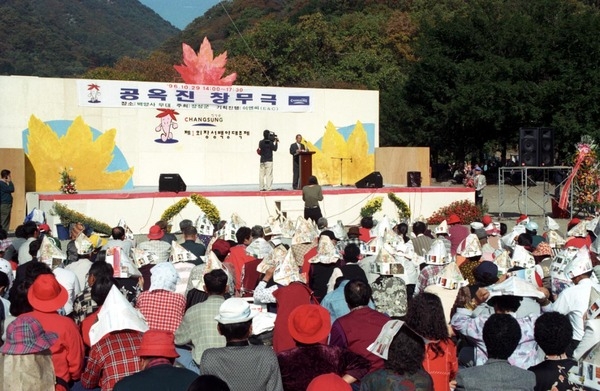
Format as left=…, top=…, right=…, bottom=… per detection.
left=547, top=230, right=566, bottom=249
left=74, top=233, right=93, bottom=255
left=217, top=220, right=239, bottom=243
left=511, top=245, right=535, bottom=269
left=373, top=215, right=393, bottom=238
left=508, top=267, right=543, bottom=287
left=459, top=234, right=482, bottom=258
left=308, top=236, right=340, bottom=264
left=39, top=236, right=66, bottom=269
left=106, top=246, right=141, bottom=278
left=501, top=227, right=523, bottom=250
left=545, top=216, right=561, bottom=231
left=291, top=217, right=317, bottom=245
left=204, top=251, right=226, bottom=275
left=195, top=212, right=214, bottom=236
left=230, top=213, right=246, bottom=227
left=89, top=285, right=149, bottom=346
left=330, top=220, right=347, bottom=241
left=568, top=220, right=588, bottom=238
left=383, top=228, right=403, bottom=248
left=246, top=238, right=273, bottom=260
left=592, top=237, right=600, bottom=255
left=587, top=216, right=600, bottom=233
left=494, top=249, right=512, bottom=274
left=435, top=262, right=466, bottom=290
left=564, top=247, right=593, bottom=279
left=435, top=220, right=449, bottom=235
left=117, top=219, right=136, bottom=242
left=280, top=218, right=295, bottom=238
left=170, top=241, right=198, bottom=263
left=486, top=276, right=545, bottom=300
left=370, top=250, right=406, bottom=276
left=425, top=239, right=450, bottom=265
left=256, top=244, right=287, bottom=273
left=273, top=249, right=303, bottom=286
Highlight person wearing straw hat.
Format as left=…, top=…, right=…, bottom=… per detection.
left=0, top=315, right=58, bottom=391
left=277, top=304, right=370, bottom=391
left=27, top=273, right=85, bottom=388
left=199, top=298, right=283, bottom=391
left=113, top=330, right=198, bottom=391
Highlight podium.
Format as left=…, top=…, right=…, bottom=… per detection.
left=298, top=151, right=316, bottom=188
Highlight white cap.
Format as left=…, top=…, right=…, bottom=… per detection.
left=215, top=298, right=258, bottom=324
left=470, top=222, right=484, bottom=230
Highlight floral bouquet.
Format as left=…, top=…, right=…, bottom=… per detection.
left=59, top=168, right=77, bottom=194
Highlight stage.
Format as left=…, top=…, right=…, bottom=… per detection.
left=27, top=184, right=474, bottom=235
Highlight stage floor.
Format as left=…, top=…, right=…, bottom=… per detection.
left=28, top=184, right=474, bottom=234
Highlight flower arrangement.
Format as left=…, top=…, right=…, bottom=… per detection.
left=59, top=167, right=77, bottom=194
left=50, top=202, right=112, bottom=235
left=427, top=200, right=483, bottom=225
left=160, top=198, right=190, bottom=223
left=388, top=193, right=411, bottom=221
left=571, top=136, right=600, bottom=212
left=190, top=194, right=221, bottom=224
left=360, top=196, right=383, bottom=218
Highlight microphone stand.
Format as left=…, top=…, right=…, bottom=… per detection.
left=331, top=157, right=353, bottom=186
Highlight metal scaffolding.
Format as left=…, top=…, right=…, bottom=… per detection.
left=497, top=166, right=573, bottom=219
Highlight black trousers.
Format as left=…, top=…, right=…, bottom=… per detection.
left=292, top=159, right=300, bottom=189
left=304, top=206, right=322, bottom=222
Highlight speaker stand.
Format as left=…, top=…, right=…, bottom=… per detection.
left=331, top=157, right=352, bottom=186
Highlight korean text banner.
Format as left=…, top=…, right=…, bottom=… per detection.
left=77, top=80, right=314, bottom=113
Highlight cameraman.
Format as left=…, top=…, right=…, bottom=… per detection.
left=257, top=129, right=278, bottom=191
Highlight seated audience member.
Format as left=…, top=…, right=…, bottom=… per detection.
left=326, top=243, right=368, bottom=293
left=181, top=226, right=207, bottom=259
left=277, top=304, right=370, bottom=391
left=27, top=274, right=85, bottom=387
left=359, top=325, right=434, bottom=390
left=321, top=279, right=376, bottom=324
left=1, top=225, right=23, bottom=262
left=66, top=223, right=86, bottom=265
left=451, top=289, right=543, bottom=369
left=17, top=221, right=39, bottom=265
left=78, top=288, right=145, bottom=391
left=456, top=314, right=536, bottom=391
left=199, top=298, right=283, bottom=391
left=246, top=224, right=273, bottom=260
left=450, top=261, right=499, bottom=318
left=38, top=223, right=61, bottom=249
left=81, top=276, right=115, bottom=347
left=138, top=224, right=172, bottom=263
left=113, top=330, right=198, bottom=391
left=411, top=221, right=434, bottom=257
left=370, top=275, right=408, bottom=319
left=330, top=279, right=389, bottom=373
left=156, top=220, right=177, bottom=244
left=65, top=234, right=94, bottom=294
left=102, top=226, right=134, bottom=257
left=224, top=226, right=255, bottom=295
left=187, top=375, right=231, bottom=391
left=0, top=315, right=58, bottom=391
left=308, top=233, right=341, bottom=301
left=136, top=262, right=186, bottom=334
left=9, top=262, right=53, bottom=317
left=72, top=261, right=114, bottom=325
left=359, top=217, right=374, bottom=243
left=175, top=269, right=228, bottom=373
left=528, top=312, right=578, bottom=391
left=0, top=271, right=11, bottom=338
left=406, top=293, right=457, bottom=391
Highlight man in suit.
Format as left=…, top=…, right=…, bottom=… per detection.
left=455, top=313, right=535, bottom=391
left=289, top=134, right=306, bottom=189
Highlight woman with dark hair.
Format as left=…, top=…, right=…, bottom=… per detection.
left=405, top=293, right=457, bottom=391
left=360, top=217, right=374, bottom=242
left=394, top=223, right=411, bottom=243
left=302, top=175, right=323, bottom=222
left=359, top=325, right=434, bottom=390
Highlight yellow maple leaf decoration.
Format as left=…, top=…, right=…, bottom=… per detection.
left=307, top=121, right=374, bottom=185
left=26, top=115, right=134, bottom=191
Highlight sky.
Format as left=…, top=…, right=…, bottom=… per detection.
left=139, top=0, right=221, bottom=29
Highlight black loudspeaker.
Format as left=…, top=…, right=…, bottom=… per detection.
left=519, top=128, right=539, bottom=166
left=355, top=171, right=383, bottom=188
left=159, top=173, right=186, bottom=193
left=538, top=127, right=554, bottom=166
left=407, top=171, right=422, bottom=187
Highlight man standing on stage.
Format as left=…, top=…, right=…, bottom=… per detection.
left=258, top=129, right=278, bottom=191
left=474, top=166, right=486, bottom=207
left=0, top=169, right=14, bottom=231
left=289, top=134, right=306, bottom=190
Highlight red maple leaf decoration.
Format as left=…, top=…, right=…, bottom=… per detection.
left=174, top=37, right=237, bottom=86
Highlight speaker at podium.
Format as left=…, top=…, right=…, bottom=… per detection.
left=355, top=172, right=383, bottom=188
left=159, top=173, right=186, bottom=193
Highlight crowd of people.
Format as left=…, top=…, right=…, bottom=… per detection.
left=0, top=208, right=599, bottom=391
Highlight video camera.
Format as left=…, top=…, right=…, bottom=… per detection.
left=268, top=131, right=279, bottom=143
